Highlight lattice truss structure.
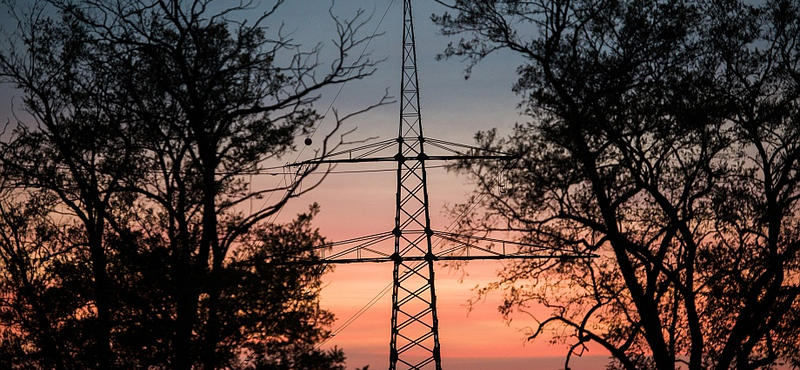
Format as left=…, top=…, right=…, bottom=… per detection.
left=284, top=1, right=592, bottom=369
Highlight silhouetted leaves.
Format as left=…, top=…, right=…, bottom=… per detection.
left=435, top=0, right=800, bottom=369
left=0, top=0, right=382, bottom=369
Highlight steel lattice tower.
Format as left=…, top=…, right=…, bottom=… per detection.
left=388, top=1, right=441, bottom=368
left=281, top=1, right=592, bottom=369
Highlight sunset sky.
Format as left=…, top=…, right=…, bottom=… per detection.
left=0, top=1, right=611, bottom=369
left=260, top=1, right=611, bottom=369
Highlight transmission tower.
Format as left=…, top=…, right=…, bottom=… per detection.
left=285, top=1, right=593, bottom=369
left=388, top=0, right=442, bottom=367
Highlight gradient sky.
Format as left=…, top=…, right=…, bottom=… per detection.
left=264, top=2, right=611, bottom=369
left=0, top=1, right=610, bottom=369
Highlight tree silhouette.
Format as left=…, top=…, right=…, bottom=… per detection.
left=433, top=0, right=800, bottom=369
left=0, top=0, right=385, bottom=369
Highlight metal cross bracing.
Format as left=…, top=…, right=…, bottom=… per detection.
left=391, top=1, right=440, bottom=368
left=284, top=1, right=593, bottom=369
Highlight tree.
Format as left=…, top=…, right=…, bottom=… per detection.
left=432, top=0, right=800, bottom=369
left=0, top=0, right=386, bottom=369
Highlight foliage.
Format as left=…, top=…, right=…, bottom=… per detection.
left=433, top=0, right=800, bottom=369
left=0, top=0, right=386, bottom=369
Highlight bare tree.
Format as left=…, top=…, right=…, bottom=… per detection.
left=433, top=1, right=800, bottom=369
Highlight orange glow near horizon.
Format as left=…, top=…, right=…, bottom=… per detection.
left=267, top=163, right=611, bottom=369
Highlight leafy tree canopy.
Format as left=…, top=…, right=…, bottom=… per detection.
left=0, top=0, right=385, bottom=369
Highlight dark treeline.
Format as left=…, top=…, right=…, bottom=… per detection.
left=433, top=0, right=800, bottom=369
left=0, top=0, right=385, bottom=369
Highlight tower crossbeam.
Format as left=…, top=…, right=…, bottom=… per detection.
left=273, top=1, right=595, bottom=369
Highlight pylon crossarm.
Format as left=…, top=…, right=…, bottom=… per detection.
left=289, top=154, right=513, bottom=166
left=242, top=231, right=393, bottom=265
left=323, top=231, right=395, bottom=247
left=253, top=228, right=594, bottom=265
left=319, top=232, right=394, bottom=261
left=324, top=245, right=393, bottom=262
left=423, top=137, right=516, bottom=158
left=289, top=139, right=397, bottom=167
left=285, top=137, right=516, bottom=168
left=431, top=230, right=597, bottom=261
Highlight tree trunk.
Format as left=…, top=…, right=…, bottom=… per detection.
left=88, top=216, right=112, bottom=370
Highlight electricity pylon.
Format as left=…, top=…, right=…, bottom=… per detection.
left=286, top=1, right=593, bottom=369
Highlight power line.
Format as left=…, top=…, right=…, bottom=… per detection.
left=262, top=0, right=396, bottom=225
left=292, top=0, right=396, bottom=160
